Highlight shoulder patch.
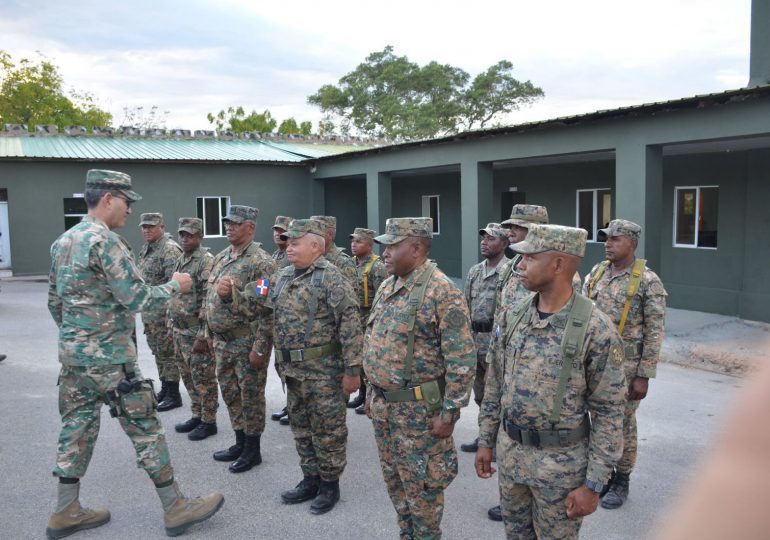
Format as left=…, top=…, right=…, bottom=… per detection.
left=445, top=308, right=468, bottom=330
left=610, top=344, right=624, bottom=366
left=329, top=285, right=345, bottom=307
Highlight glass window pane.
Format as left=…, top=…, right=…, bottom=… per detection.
left=577, top=191, right=594, bottom=239
left=676, top=189, right=697, bottom=245
left=64, top=215, right=82, bottom=230
left=598, top=190, right=612, bottom=237
left=698, top=187, right=719, bottom=248
left=63, top=198, right=87, bottom=214
left=204, top=198, right=221, bottom=236
left=429, top=196, right=439, bottom=233
left=0, top=189, right=8, bottom=202
left=196, top=197, right=203, bottom=221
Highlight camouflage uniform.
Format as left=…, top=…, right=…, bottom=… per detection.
left=47, top=170, right=177, bottom=484
left=479, top=224, right=626, bottom=540
left=350, top=228, right=388, bottom=333
left=138, top=215, right=183, bottom=383
left=167, top=219, right=218, bottom=424
left=203, top=206, right=277, bottom=437
left=364, top=217, right=475, bottom=540
left=272, top=248, right=291, bottom=269
left=464, top=223, right=509, bottom=405
left=310, top=215, right=358, bottom=287
left=272, top=215, right=293, bottom=269
left=583, top=219, right=667, bottom=476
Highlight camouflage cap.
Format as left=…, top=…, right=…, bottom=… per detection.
left=310, top=215, right=337, bottom=230
left=139, top=212, right=164, bottom=226
left=374, top=217, right=433, bottom=245
left=272, top=215, right=293, bottom=231
left=479, top=222, right=508, bottom=239
left=178, top=217, right=202, bottom=234
left=349, top=227, right=376, bottom=241
left=501, top=204, right=549, bottom=228
left=223, top=205, right=258, bottom=224
left=512, top=224, right=587, bottom=258
left=598, top=219, right=642, bottom=241
left=85, top=169, right=142, bottom=202
left=280, top=218, right=326, bottom=240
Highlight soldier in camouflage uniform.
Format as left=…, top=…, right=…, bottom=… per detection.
left=46, top=169, right=223, bottom=539
left=203, top=205, right=277, bottom=474
left=137, top=212, right=184, bottom=411
left=270, top=215, right=294, bottom=424
left=582, top=219, right=667, bottom=510
left=347, top=227, right=388, bottom=414
left=167, top=217, right=219, bottom=441
left=476, top=224, right=626, bottom=540
left=310, top=215, right=358, bottom=286
left=363, top=217, right=476, bottom=540
left=460, top=223, right=510, bottom=454
left=229, top=219, right=363, bottom=514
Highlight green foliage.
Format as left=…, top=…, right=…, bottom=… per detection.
left=0, top=50, right=112, bottom=130
left=278, top=117, right=299, bottom=134
left=307, top=46, right=544, bottom=140
left=206, top=106, right=277, bottom=133
left=299, top=121, right=312, bottom=136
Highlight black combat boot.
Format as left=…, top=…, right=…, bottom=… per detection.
left=271, top=406, right=288, bottom=421
left=157, top=381, right=183, bottom=411
left=279, top=415, right=290, bottom=426
left=281, top=475, right=320, bottom=504
left=487, top=505, right=502, bottom=521
left=460, top=437, right=479, bottom=453
left=156, top=380, right=168, bottom=403
left=354, top=403, right=366, bottom=415
left=601, top=471, right=630, bottom=509
left=229, top=434, right=262, bottom=473
left=175, top=417, right=201, bottom=433
left=188, top=422, right=217, bottom=441
left=213, top=430, right=244, bottom=462
left=347, top=387, right=366, bottom=409
left=309, top=479, right=340, bottom=515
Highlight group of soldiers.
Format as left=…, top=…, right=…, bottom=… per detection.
left=45, top=168, right=666, bottom=540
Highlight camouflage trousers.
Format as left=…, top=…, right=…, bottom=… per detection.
left=370, top=395, right=458, bottom=540
left=617, top=397, right=640, bottom=474
left=143, top=322, right=180, bottom=382
left=172, top=329, right=219, bottom=424
left=472, top=350, right=488, bottom=406
left=53, top=363, right=174, bottom=484
left=213, top=336, right=267, bottom=436
left=285, top=375, right=348, bottom=482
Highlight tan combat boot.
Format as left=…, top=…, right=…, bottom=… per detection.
left=156, top=481, right=224, bottom=537
left=46, top=482, right=110, bottom=539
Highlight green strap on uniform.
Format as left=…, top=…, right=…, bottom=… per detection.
left=362, top=255, right=379, bottom=308
left=587, top=258, right=646, bottom=337
left=586, top=260, right=611, bottom=298
left=401, top=262, right=437, bottom=387
left=304, top=267, right=326, bottom=344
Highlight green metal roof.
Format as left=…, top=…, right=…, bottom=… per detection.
left=0, top=136, right=346, bottom=162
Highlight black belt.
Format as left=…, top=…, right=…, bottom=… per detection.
left=471, top=321, right=493, bottom=333
left=502, top=415, right=590, bottom=448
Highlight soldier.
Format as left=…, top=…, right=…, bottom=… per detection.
left=347, top=227, right=388, bottom=414
left=46, top=169, right=223, bottom=539
left=460, top=222, right=510, bottom=453
left=270, top=215, right=294, bottom=425
left=204, top=205, right=277, bottom=473
left=137, top=212, right=184, bottom=411
left=364, top=217, right=476, bottom=540
left=583, top=219, right=667, bottom=510
left=167, top=218, right=218, bottom=441
left=309, top=215, right=358, bottom=286
left=228, top=219, right=363, bottom=514
left=476, top=224, right=626, bottom=540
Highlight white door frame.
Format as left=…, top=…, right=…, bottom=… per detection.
left=0, top=201, right=11, bottom=270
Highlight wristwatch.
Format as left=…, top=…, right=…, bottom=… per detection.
left=584, top=479, right=605, bottom=494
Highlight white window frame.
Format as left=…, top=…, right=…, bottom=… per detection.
left=197, top=196, right=230, bottom=238
left=63, top=195, right=87, bottom=230
left=673, top=185, right=718, bottom=250
left=575, top=188, right=612, bottom=242
left=421, top=194, right=440, bottom=235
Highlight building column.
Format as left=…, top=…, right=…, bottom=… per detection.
left=460, top=161, right=494, bottom=276
left=615, top=142, right=663, bottom=270
left=310, top=177, right=325, bottom=215
left=366, top=170, right=392, bottom=234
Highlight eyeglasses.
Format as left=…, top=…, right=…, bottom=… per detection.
left=223, top=221, right=244, bottom=229
left=113, top=194, right=134, bottom=208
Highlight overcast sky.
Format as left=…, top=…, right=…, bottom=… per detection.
left=0, top=0, right=753, bottom=133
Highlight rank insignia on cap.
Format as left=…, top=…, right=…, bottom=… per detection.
left=254, top=278, right=269, bottom=296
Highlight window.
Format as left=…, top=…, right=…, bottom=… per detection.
left=674, top=186, right=718, bottom=248
left=576, top=188, right=612, bottom=241
left=63, top=197, right=87, bottom=230
left=421, top=195, right=440, bottom=235
left=196, top=196, right=230, bottom=238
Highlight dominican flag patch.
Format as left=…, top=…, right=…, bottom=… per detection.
left=254, top=279, right=269, bottom=296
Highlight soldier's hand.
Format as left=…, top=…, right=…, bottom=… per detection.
left=216, top=276, right=234, bottom=299
left=430, top=415, right=455, bottom=439
left=342, top=374, right=360, bottom=395
left=192, top=339, right=208, bottom=354
left=475, top=447, right=496, bottom=479
left=249, top=350, right=268, bottom=369
left=173, top=272, right=192, bottom=293
left=565, top=486, right=599, bottom=519
left=628, top=377, right=649, bottom=400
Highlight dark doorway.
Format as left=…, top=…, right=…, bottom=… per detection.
left=501, top=191, right=526, bottom=222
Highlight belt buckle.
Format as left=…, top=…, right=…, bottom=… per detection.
left=413, top=385, right=423, bottom=401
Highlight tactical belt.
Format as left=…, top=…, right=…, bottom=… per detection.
left=471, top=321, right=493, bottom=333
left=280, top=342, right=341, bottom=363
left=212, top=326, right=252, bottom=341
left=172, top=316, right=201, bottom=330
left=503, top=414, right=590, bottom=448
left=624, top=341, right=642, bottom=358
left=371, top=377, right=446, bottom=403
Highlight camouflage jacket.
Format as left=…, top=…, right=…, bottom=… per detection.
left=202, top=241, right=276, bottom=346
left=464, top=257, right=509, bottom=357
left=582, top=259, right=667, bottom=378
left=271, top=248, right=292, bottom=269
left=240, top=256, right=363, bottom=380
left=354, top=253, right=388, bottom=316
left=364, top=260, right=476, bottom=419
left=138, top=233, right=182, bottom=323
left=167, top=247, right=214, bottom=336
left=478, top=293, right=626, bottom=487
left=326, top=244, right=358, bottom=288
left=48, top=216, right=181, bottom=366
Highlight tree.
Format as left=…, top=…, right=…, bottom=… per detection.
left=307, top=46, right=544, bottom=140
left=206, top=106, right=277, bottom=133
left=0, top=50, right=112, bottom=130
left=277, top=117, right=299, bottom=134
